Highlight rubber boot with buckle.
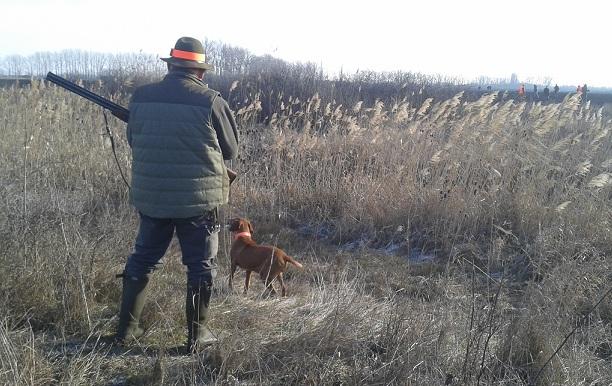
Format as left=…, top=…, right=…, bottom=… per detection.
left=186, top=281, right=218, bottom=351
left=115, top=274, right=149, bottom=344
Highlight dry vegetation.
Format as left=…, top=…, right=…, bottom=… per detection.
left=0, top=80, right=611, bottom=385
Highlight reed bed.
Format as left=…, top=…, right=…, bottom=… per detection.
left=0, top=81, right=610, bottom=385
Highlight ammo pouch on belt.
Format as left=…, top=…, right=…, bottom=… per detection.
left=196, top=207, right=220, bottom=235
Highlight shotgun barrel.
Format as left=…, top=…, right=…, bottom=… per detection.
left=45, top=72, right=129, bottom=122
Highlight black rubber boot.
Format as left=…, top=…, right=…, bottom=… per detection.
left=186, top=281, right=218, bottom=351
left=115, top=274, right=149, bottom=344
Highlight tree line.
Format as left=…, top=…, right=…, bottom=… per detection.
left=0, top=40, right=472, bottom=122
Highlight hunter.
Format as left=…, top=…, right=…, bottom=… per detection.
left=115, top=37, right=239, bottom=351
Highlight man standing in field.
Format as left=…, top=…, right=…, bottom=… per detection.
left=518, top=84, right=526, bottom=99
left=115, top=37, right=239, bottom=351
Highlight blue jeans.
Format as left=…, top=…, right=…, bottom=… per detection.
left=123, top=211, right=219, bottom=286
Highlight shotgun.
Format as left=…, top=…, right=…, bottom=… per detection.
left=45, top=72, right=237, bottom=184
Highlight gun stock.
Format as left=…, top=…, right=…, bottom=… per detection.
left=45, top=72, right=237, bottom=184
left=227, top=167, right=237, bottom=184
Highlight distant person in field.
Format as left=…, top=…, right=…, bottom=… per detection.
left=553, top=84, right=559, bottom=96
left=518, top=84, right=526, bottom=99
left=543, top=86, right=550, bottom=101
left=533, top=84, right=538, bottom=100
left=577, top=84, right=582, bottom=93
left=115, top=37, right=239, bottom=351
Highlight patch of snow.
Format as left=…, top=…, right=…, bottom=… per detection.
left=407, top=248, right=436, bottom=263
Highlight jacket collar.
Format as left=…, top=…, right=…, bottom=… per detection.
left=164, top=71, right=207, bottom=87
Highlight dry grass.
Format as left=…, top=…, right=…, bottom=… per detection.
left=0, top=81, right=611, bottom=385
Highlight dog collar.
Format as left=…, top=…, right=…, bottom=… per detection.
left=233, top=231, right=251, bottom=240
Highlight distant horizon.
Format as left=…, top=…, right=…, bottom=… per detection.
left=2, top=47, right=612, bottom=92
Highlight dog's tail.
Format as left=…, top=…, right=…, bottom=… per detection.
left=284, top=254, right=304, bottom=269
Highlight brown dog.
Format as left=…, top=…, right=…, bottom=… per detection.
left=228, top=218, right=303, bottom=297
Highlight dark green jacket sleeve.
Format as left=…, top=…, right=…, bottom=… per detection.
left=211, top=96, right=239, bottom=160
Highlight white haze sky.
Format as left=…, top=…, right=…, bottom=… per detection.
left=2, top=0, right=611, bottom=86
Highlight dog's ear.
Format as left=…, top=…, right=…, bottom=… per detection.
left=247, top=221, right=254, bottom=234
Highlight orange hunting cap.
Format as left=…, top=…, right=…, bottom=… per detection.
left=160, top=37, right=214, bottom=71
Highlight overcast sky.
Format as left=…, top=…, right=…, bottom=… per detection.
left=2, top=0, right=611, bottom=86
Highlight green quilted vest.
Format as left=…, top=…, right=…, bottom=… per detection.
left=127, top=72, right=229, bottom=218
